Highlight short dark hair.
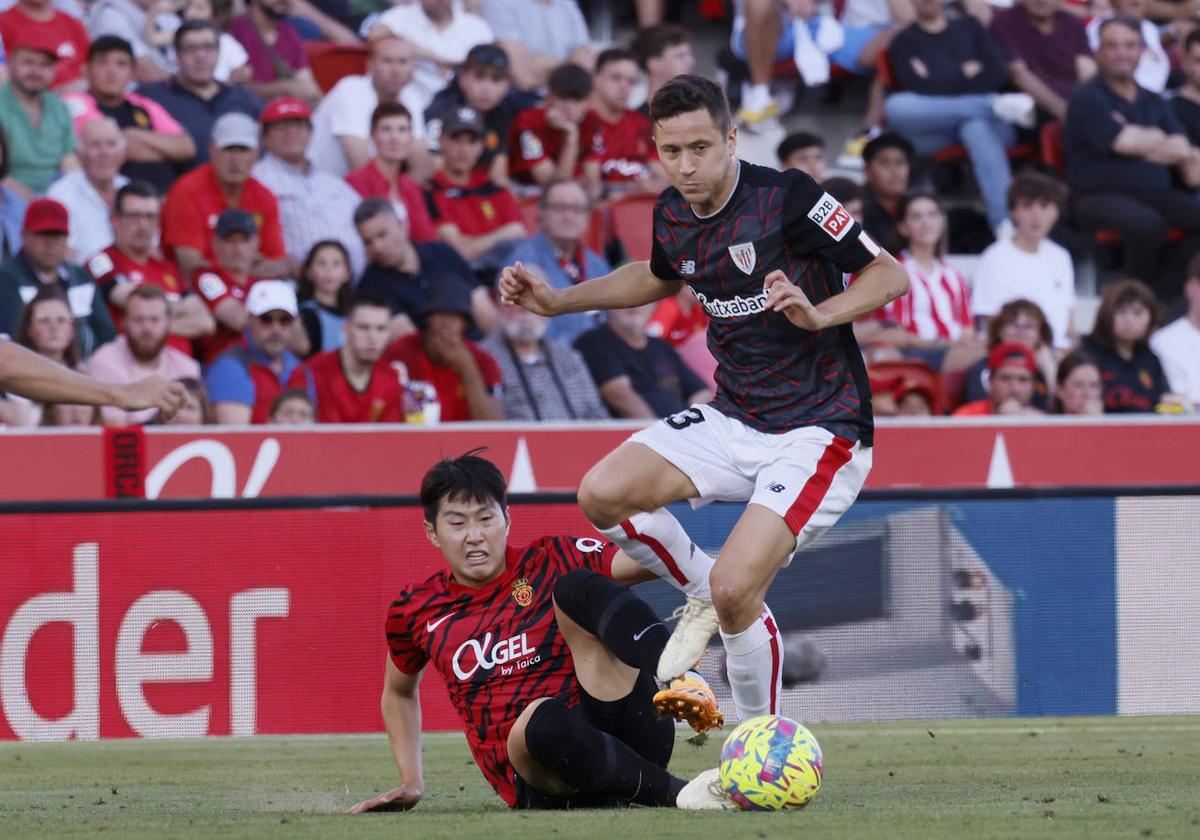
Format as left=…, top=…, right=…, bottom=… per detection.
left=1007, top=170, right=1067, bottom=211
left=548, top=63, right=593, bottom=100
left=822, top=176, right=864, bottom=207
left=370, top=101, right=411, bottom=133
left=114, top=180, right=160, bottom=215
left=988, top=298, right=1053, bottom=349
left=88, top=35, right=134, bottom=62
left=353, top=197, right=396, bottom=227
left=777, top=131, right=824, bottom=164
left=269, top=388, right=314, bottom=418
left=649, top=74, right=730, bottom=134
left=346, top=291, right=392, bottom=318
left=596, top=47, right=638, bottom=74
left=1087, top=279, right=1159, bottom=351
left=629, top=24, right=688, bottom=70
left=1055, top=350, right=1101, bottom=391
left=297, top=239, right=354, bottom=311
left=174, top=19, right=220, bottom=52
left=1098, top=15, right=1143, bottom=43
left=863, top=132, right=914, bottom=166
left=420, top=449, right=508, bottom=524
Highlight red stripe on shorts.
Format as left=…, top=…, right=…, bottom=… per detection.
left=782, top=436, right=854, bottom=536
left=619, top=518, right=689, bottom=587
left=763, top=610, right=782, bottom=715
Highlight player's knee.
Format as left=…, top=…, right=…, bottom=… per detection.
left=577, top=467, right=624, bottom=529
left=521, top=697, right=577, bottom=765
left=553, top=568, right=603, bottom=621
left=710, top=570, right=762, bottom=631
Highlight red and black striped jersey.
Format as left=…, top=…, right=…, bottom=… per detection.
left=385, top=536, right=617, bottom=806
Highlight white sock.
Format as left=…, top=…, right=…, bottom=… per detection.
left=598, top=509, right=713, bottom=599
left=720, top=605, right=783, bottom=720
left=741, top=83, right=772, bottom=113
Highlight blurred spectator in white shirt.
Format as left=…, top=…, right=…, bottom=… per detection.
left=1149, top=258, right=1200, bottom=405
left=47, top=117, right=128, bottom=260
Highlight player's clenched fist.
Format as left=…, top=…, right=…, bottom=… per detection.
left=498, top=261, right=560, bottom=317
left=345, top=784, right=424, bottom=813
left=763, top=270, right=831, bottom=332
left=114, top=376, right=188, bottom=421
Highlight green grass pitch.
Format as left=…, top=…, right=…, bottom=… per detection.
left=2, top=716, right=1198, bottom=839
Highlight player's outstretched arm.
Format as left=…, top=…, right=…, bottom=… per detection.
left=0, top=339, right=187, bottom=420
left=764, top=251, right=909, bottom=332
left=347, top=658, right=425, bottom=813
left=499, top=260, right=683, bottom=317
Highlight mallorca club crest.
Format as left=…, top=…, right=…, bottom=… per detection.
left=511, top=577, right=534, bottom=608
left=728, top=242, right=756, bottom=275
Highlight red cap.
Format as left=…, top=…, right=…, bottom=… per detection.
left=8, top=28, right=62, bottom=60
left=987, top=341, right=1037, bottom=374
left=892, top=376, right=939, bottom=414
left=23, top=199, right=69, bottom=234
left=261, top=97, right=312, bottom=125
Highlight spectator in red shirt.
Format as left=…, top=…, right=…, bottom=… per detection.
left=89, top=181, right=215, bottom=356
left=192, top=208, right=262, bottom=363
left=508, top=63, right=593, bottom=187
left=580, top=48, right=665, bottom=199
left=953, top=341, right=1044, bottom=416
left=382, top=276, right=503, bottom=421
left=0, top=0, right=90, bottom=91
left=229, top=0, right=322, bottom=105
left=308, top=294, right=404, bottom=423
left=345, top=102, right=438, bottom=243
left=647, top=287, right=707, bottom=347
left=161, top=111, right=293, bottom=280
left=427, top=106, right=526, bottom=269
left=205, top=278, right=314, bottom=423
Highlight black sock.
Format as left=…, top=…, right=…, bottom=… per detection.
left=525, top=698, right=686, bottom=807
left=553, top=569, right=671, bottom=672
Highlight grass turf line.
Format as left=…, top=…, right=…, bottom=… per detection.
left=1, top=716, right=1198, bottom=839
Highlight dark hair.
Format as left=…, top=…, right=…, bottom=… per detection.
left=346, top=291, right=392, bottom=318
left=175, top=377, right=214, bottom=424
left=420, top=448, right=508, bottom=523
left=1052, top=350, right=1101, bottom=414
left=353, top=196, right=397, bottom=227
left=127, top=283, right=170, bottom=308
left=548, top=63, right=593, bottom=100
left=1087, top=278, right=1159, bottom=351
left=823, top=176, right=864, bottom=207
left=370, top=101, right=412, bottom=133
left=114, top=180, right=160, bottom=215
left=988, top=298, right=1054, bottom=349
left=269, top=388, right=314, bottom=419
left=649, top=74, right=730, bottom=134
left=629, top=24, right=688, bottom=70
left=88, top=35, right=134, bottom=62
left=297, top=240, right=354, bottom=311
left=596, top=47, right=638, bottom=73
left=1007, top=170, right=1067, bottom=211
left=0, top=122, right=9, bottom=182
left=1187, top=27, right=1200, bottom=53
left=863, top=132, right=914, bottom=166
left=15, top=286, right=79, bottom=370
left=1098, top=15, right=1144, bottom=43
left=777, top=131, right=824, bottom=164
left=174, top=19, right=220, bottom=52
left=896, top=190, right=945, bottom=256
left=40, top=403, right=99, bottom=427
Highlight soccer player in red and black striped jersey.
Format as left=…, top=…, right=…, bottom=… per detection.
left=500, top=75, right=909, bottom=726
left=348, top=453, right=727, bottom=814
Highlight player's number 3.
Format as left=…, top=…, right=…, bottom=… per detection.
left=665, top=407, right=705, bottom=430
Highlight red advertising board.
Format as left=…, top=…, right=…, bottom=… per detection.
left=0, top=504, right=594, bottom=740
left=0, top=418, right=1197, bottom=501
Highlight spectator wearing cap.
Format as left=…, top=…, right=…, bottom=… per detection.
left=990, top=0, right=1094, bottom=123
left=424, top=43, right=521, bottom=184
left=483, top=0, right=594, bottom=93
left=0, top=32, right=79, bottom=197
left=0, top=0, right=90, bottom=91
left=251, top=97, right=367, bottom=277
left=381, top=275, right=503, bottom=421
left=367, top=0, right=493, bottom=117
left=229, top=0, right=321, bottom=105
left=482, top=299, right=608, bottom=421
left=137, top=20, right=263, bottom=169
left=89, top=181, right=214, bottom=357
left=425, top=107, right=526, bottom=270
left=62, top=36, right=196, bottom=193
left=309, top=37, right=430, bottom=179
left=0, top=198, right=116, bottom=356
left=508, top=64, right=593, bottom=187
left=892, top=374, right=937, bottom=416
left=354, top=197, right=499, bottom=338
left=85, top=284, right=202, bottom=424
left=952, top=342, right=1044, bottom=416
left=345, top=103, right=439, bottom=244
left=960, top=297, right=1055, bottom=410
left=580, top=48, right=665, bottom=199
left=191, top=207, right=265, bottom=362
left=629, top=24, right=695, bottom=115
left=205, top=278, right=314, bottom=423
left=47, top=117, right=129, bottom=261
left=574, top=301, right=712, bottom=419
left=861, top=133, right=911, bottom=258
left=162, top=111, right=292, bottom=280
left=777, top=132, right=825, bottom=182
left=1149, top=255, right=1200, bottom=406
left=507, top=179, right=609, bottom=344
left=307, top=294, right=405, bottom=423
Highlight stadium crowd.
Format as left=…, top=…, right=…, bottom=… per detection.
left=0, top=0, right=1196, bottom=428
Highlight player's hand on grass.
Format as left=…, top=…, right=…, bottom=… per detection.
left=499, top=261, right=560, bottom=316
left=345, top=784, right=424, bottom=813
left=115, top=376, right=187, bottom=420
left=764, top=271, right=831, bottom=331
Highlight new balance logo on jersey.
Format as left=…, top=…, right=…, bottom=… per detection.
left=767, top=483, right=786, bottom=493
left=693, top=289, right=767, bottom=319
left=679, top=259, right=696, bottom=276
left=452, top=631, right=540, bottom=680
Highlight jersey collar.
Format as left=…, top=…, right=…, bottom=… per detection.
left=690, top=159, right=742, bottom=221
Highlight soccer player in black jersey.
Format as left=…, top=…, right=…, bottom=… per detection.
left=347, top=452, right=728, bottom=813
left=500, top=75, right=909, bottom=724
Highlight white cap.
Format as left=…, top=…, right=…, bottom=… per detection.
left=246, top=280, right=298, bottom=317
left=211, top=112, right=260, bottom=150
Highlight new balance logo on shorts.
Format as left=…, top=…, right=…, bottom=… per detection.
left=767, top=483, right=786, bottom=493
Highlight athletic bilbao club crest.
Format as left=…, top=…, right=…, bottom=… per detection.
left=728, top=242, right=756, bottom=275
left=512, top=578, right=534, bottom=607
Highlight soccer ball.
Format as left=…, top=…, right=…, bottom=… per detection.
left=718, top=715, right=823, bottom=810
